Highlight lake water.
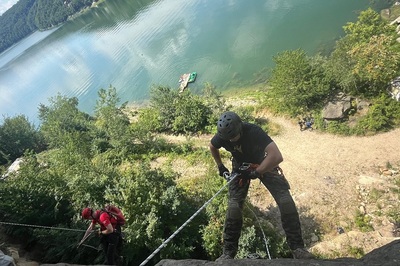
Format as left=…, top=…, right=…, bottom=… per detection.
left=0, top=0, right=388, bottom=125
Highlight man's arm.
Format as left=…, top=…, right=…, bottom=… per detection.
left=255, top=142, right=283, bottom=174
left=100, top=223, right=114, bottom=235
left=210, top=142, right=230, bottom=177
left=98, top=213, right=115, bottom=235
left=209, top=143, right=223, bottom=166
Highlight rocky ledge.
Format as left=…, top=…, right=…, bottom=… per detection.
left=155, top=239, right=400, bottom=266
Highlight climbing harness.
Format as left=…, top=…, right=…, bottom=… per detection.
left=138, top=171, right=242, bottom=266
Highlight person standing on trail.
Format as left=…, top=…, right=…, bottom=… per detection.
left=209, top=111, right=314, bottom=260
left=79, top=207, right=124, bottom=265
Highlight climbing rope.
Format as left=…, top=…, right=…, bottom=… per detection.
left=0, top=221, right=86, bottom=232
left=245, top=202, right=271, bottom=260
left=138, top=172, right=241, bottom=266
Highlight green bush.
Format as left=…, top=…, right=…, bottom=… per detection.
left=354, top=210, right=374, bottom=232
left=352, top=94, right=400, bottom=135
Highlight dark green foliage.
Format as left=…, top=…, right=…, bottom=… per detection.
left=1, top=87, right=218, bottom=264
left=38, top=94, right=93, bottom=156
left=149, top=86, right=178, bottom=131
left=172, top=93, right=212, bottom=134
left=0, top=152, right=74, bottom=236
left=266, top=49, right=331, bottom=116
left=137, top=85, right=217, bottom=135
left=351, top=94, right=400, bottom=135
left=93, top=86, right=134, bottom=154
left=343, top=8, right=395, bottom=43
left=0, top=115, right=46, bottom=165
left=34, top=0, right=70, bottom=29
left=0, top=0, right=36, bottom=53
left=110, top=163, right=207, bottom=264
left=0, top=0, right=94, bottom=53
left=35, top=227, right=101, bottom=264
left=327, top=8, right=400, bottom=97
left=239, top=204, right=289, bottom=259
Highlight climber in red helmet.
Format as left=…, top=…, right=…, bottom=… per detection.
left=79, top=207, right=124, bottom=265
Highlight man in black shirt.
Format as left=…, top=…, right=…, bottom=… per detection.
left=209, top=111, right=314, bottom=260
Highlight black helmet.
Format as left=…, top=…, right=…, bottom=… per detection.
left=217, top=111, right=242, bottom=140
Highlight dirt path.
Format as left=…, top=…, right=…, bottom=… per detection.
left=246, top=113, right=400, bottom=254
left=268, top=114, right=399, bottom=196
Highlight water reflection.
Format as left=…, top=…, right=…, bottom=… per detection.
left=0, top=0, right=376, bottom=124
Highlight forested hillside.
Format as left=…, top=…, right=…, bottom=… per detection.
left=0, top=0, right=94, bottom=53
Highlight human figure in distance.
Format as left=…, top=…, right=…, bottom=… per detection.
left=209, top=111, right=314, bottom=260
left=79, top=207, right=124, bottom=265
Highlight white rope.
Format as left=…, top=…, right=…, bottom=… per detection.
left=0, top=221, right=86, bottom=232
left=139, top=173, right=239, bottom=266
left=245, top=202, right=271, bottom=259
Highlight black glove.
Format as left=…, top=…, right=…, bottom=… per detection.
left=218, top=164, right=229, bottom=177
left=248, top=170, right=261, bottom=179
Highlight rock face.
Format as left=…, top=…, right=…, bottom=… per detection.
left=322, top=94, right=353, bottom=121
left=155, top=239, right=400, bottom=266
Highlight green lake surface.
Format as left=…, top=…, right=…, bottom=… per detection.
left=0, top=0, right=389, bottom=124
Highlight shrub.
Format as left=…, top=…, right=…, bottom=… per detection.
left=354, top=210, right=374, bottom=232
left=352, top=94, right=400, bottom=135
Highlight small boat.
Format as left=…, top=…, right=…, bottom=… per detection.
left=178, top=72, right=197, bottom=93
left=188, top=72, right=197, bottom=83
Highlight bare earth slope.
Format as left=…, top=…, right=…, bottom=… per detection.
left=248, top=112, right=400, bottom=256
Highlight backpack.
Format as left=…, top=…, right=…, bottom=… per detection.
left=103, top=205, right=126, bottom=226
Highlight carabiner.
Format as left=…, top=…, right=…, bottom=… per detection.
left=239, top=162, right=251, bottom=171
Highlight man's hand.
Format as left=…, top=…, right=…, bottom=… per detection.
left=238, top=168, right=261, bottom=179
left=218, top=164, right=229, bottom=177
left=248, top=170, right=261, bottom=179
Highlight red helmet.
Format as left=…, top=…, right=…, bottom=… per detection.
left=81, top=208, right=93, bottom=219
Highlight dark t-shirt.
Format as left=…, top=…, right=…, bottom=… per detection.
left=211, top=122, right=273, bottom=167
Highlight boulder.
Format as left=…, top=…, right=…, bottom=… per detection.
left=322, top=96, right=352, bottom=120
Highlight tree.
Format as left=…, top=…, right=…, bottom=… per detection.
left=112, top=164, right=206, bottom=265
left=38, top=94, right=93, bottom=156
left=0, top=115, right=45, bottom=165
left=146, top=86, right=214, bottom=134
left=93, top=86, right=133, bottom=154
left=327, top=8, right=400, bottom=97
left=173, top=94, right=212, bottom=134
left=348, top=34, right=400, bottom=95
left=266, top=49, right=331, bottom=116
left=343, top=8, right=395, bottom=43
left=0, top=152, right=74, bottom=235
left=149, top=86, right=179, bottom=132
